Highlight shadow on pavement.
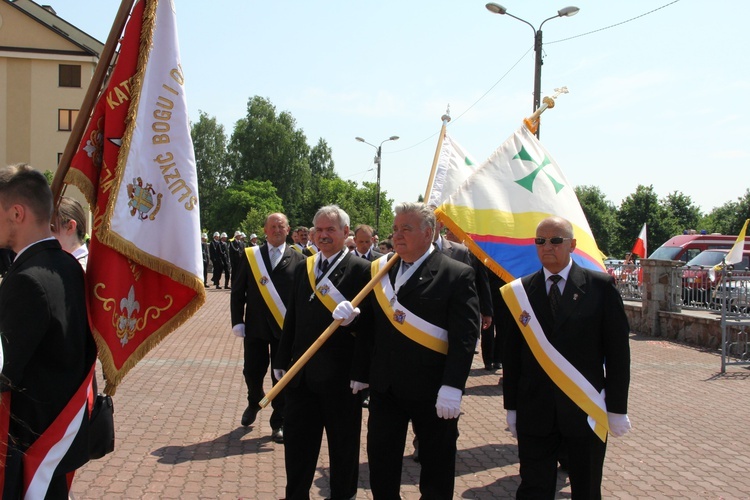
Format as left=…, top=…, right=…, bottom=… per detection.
left=151, top=426, right=273, bottom=464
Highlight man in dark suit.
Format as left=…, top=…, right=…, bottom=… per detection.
left=351, top=202, right=480, bottom=499
left=352, top=223, right=383, bottom=261
left=230, top=212, right=305, bottom=441
left=201, top=233, right=210, bottom=287
left=0, top=164, right=97, bottom=498
left=274, top=205, right=371, bottom=500
left=209, top=231, right=226, bottom=289
left=228, top=230, right=245, bottom=286
left=500, top=216, right=631, bottom=499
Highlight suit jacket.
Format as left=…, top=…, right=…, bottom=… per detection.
left=437, top=237, right=493, bottom=317
left=354, top=248, right=383, bottom=262
left=275, top=252, right=371, bottom=393
left=354, top=251, right=480, bottom=401
left=230, top=244, right=305, bottom=341
left=0, top=239, right=97, bottom=475
left=209, top=239, right=226, bottom=266
left=501, top=262, right=630, bottom=437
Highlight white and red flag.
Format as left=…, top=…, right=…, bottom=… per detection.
left=66, top=0, right=204, bottom=394
left=630, top=223, right=648, bottom=259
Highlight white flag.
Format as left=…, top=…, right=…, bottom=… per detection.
left=427, top=133, right=477, bottom=207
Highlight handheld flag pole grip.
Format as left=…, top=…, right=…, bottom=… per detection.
left=259, top=253, right=401, bottom=408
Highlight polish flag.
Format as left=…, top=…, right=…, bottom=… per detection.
left=631, top=223, right=647, bottom=259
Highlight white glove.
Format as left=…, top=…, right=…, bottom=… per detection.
left=608, top=412, right=631, bottom=437
left=506, top=410, right=517, bottom=438
left=435, top=385, right=462, bottom=419
left=332, top=300, right=360, bottom=326
left=232, top=324, right=245, bottom=338
left=350, top=380, right=369, bottom=394
left=273, top=368, right=286, bottom=381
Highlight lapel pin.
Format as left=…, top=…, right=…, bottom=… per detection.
left=573, top=293, right=579, bottom=301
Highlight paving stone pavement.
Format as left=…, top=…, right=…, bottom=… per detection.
left=70, top=288, right=750, bottom=499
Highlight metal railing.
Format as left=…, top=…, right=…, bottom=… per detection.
left=606, top=263, right=643, bottom=301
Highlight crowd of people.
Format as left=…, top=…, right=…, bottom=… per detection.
left=228, top=203, right=632, bottom=499
left=0, top=162, right=632, bottom=498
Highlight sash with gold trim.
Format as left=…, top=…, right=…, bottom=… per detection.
left=501, top=279, right=609, bottom=441
left=306, top=256, right=346, bottom=313
left=245, top=246, right=286, bottom=329
left=371, top=256, right=448, bottom=354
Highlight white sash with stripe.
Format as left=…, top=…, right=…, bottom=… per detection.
left=245, top=246, right=286, bottom=329
left=306, top=254, right=347, bottom=313
left=372, top=255, right=448, bottom=354
left=501, top=278, right=609, bottom=441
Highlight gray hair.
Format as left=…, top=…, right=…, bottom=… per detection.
left=313, top=205, right=350, bottom=230
left=395, top=202, right=435, bottom=234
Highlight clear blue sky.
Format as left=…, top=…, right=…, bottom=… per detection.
left=58, top=0, right=748, bottom=215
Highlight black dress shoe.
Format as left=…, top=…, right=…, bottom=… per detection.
left=271, top=427, right=284, bottom=443
left=493, top=362, right=502, bottom=370
left=484, top=364, right=495, bottom=371
left=241, top=405, right=258, bottom=427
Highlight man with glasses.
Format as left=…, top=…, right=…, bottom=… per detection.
left=499, top=216, right=631, bottom=499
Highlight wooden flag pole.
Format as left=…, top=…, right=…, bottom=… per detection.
left=51, top=0, right=137, bottom=203
left=259, top=253, right=401, bottom=408
left=523, top=86, right=568, bottom=135
left=422, top=107, right=452, bottom=203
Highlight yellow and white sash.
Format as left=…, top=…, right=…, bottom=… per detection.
left=306, top=254, right=347, bottom=313
left=501, top=278, right=609, bottom=442
left=245, top=246, right=286, bottom=329
left=371, top=255, right=448, bottom=354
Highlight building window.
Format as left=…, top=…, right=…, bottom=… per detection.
left=59, top=64, right=81, bottom=88
left=58, top=109, right=79, bottom=131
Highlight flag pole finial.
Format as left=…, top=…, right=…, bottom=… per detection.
left=523, top=86, right=568, bottom=134
left=442, top=104, right=451, bottom=124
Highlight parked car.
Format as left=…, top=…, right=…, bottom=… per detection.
left=681, top=249, right=750, bottom=305
left=712, top=277, right=750, bottom=313
left=650, top=233, right=750, bottom=263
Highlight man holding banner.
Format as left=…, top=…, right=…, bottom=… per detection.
left=499, top=216, right=631, bottom=499
left=352, top=202, right=479, bottom=499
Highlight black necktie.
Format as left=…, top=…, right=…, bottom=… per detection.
left=316, top=259, right=330, bottom=284
left=549, top=275, right=562, bottom=318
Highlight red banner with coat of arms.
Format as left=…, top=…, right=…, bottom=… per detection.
left=66, top=0, right=205, bottom=394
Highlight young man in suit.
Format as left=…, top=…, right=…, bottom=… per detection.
left=500, top=216, right=631, bottom=499
left=348, top=202, right=480, bottom=499
left=0, top=164, right=97, bottom=498
left=230, top=213, right=305, bottom=441
left=352, top=224, right=383, bottom=261
left=274, top=205, right=371, bottom=500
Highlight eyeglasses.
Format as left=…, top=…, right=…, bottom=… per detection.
left=534, top=237, right=571, bottom=246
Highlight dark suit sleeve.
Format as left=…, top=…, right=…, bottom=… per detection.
left=274, top=261, right=304, bottom=370
left=470, top=254, right=493, bottom=317
left=498, top=285, right=522, bottom=411
left=230, top=251, right=250, bottom=327
left=601, top=275, right=631, bottom=414
left=0, top=273, right=49, bottom=386
left=443, top=264, right=480, bottom=390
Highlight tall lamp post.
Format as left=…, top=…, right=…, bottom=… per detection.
left=485, top=3, right=579, bottom=138
left=355, top=135, right=399, bottom=234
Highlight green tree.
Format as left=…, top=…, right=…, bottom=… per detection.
left=702, top=189, right=750, bottom=235
left=663, top=191, right=702, bottom=234
left=229, top=96, right=311, bottom=224
left=574, top=185, right=617, bottom=256
left=616, top=185, right=679, bottom=258
left=191, top=111, right=231, bottom=230
left=210, top=179, right=283, bottom=237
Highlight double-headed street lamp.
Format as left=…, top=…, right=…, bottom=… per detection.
left=355, top=135, right=399, bottom=234
left=485, top=3, right=579, bottom=137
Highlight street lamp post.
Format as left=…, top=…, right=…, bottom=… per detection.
left=485, top=3, right=579, bottom=138
left=355, top=135, right=399, bottom=234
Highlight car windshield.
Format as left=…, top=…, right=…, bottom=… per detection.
left=685, top=251, right=727, bottom=267
left=649, top=246, right=681, bottom=260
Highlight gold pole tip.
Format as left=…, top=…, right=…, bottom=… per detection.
left=259, top=397, right=270, bottom=408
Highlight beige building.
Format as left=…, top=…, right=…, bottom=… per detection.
left=0, top=0, right=102, bottom=185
